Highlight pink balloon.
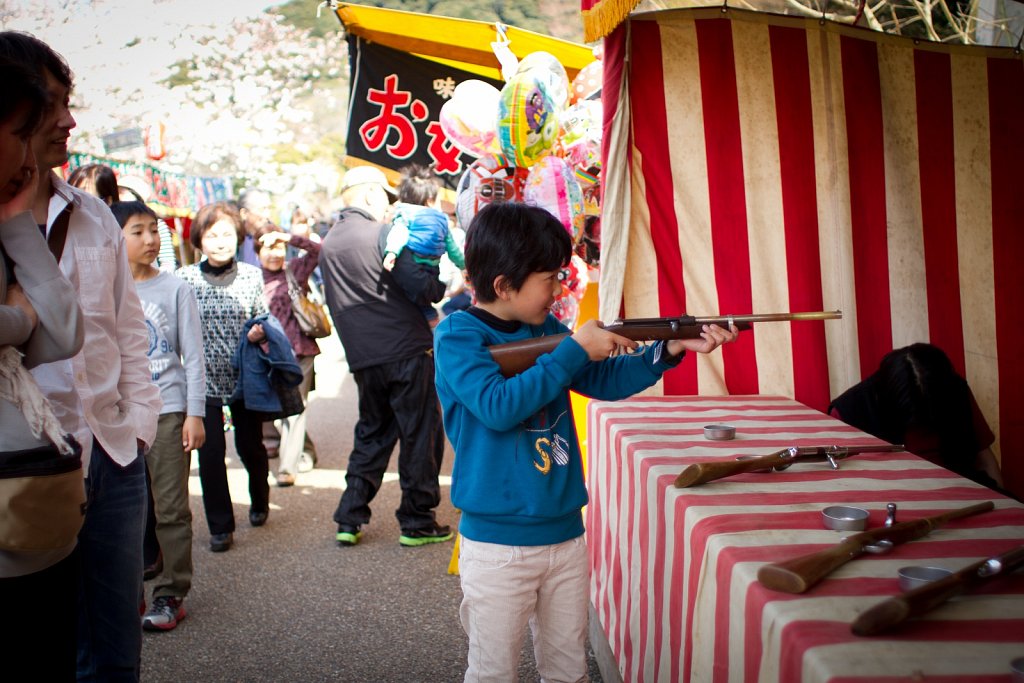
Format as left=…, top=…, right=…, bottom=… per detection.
left=439, top=80, right=501, bottom=158
left=524, top=156, right=585, bottom=242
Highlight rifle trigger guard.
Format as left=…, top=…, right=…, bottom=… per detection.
left=625, top=343, right=645, bottom=356
left=862, top=540, right=894, bottom=555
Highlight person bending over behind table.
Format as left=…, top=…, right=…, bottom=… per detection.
left=829, top=342, right=1006, bottom=493
left=433, top=202, right=738, bottom=682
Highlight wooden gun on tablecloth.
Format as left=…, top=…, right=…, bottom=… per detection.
left=487, top=310, right=842, bottom=378
left=851, top=543, right=1024, bottom=635
left=757, top=501, right=995, bottom=594
left=674, top=443, right=905, bottom=488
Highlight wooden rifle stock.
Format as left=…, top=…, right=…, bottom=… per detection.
left=756, top=501, right=994, bottom=594
left=674, top=444, right=904, bottom=488
left=488, top=311, right=841, bottom=378
left=851, top=543, right=1024, bottom=636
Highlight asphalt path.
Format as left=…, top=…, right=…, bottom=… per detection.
left=140, top=333, right=604, bottom=682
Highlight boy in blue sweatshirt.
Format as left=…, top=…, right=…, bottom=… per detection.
left=433, top=202, right=737, bottom=682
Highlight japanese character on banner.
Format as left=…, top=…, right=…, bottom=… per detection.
left=359, top=74, right=428, bottom=160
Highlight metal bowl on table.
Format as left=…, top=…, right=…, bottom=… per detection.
left=821, top=505, right=870, bottom=531
left=703, top=424, right=736, bottom=441
left=897, top=565, right=953, bottom=592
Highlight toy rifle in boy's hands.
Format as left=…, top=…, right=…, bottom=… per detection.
left=674, top=443, right=906, bottom=488
left=487, top=311, right=842, bottom=378
left=757, top=501, right=995, bottom=594
left=851, top=543, right=1024, bottom=636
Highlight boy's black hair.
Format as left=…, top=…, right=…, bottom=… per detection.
left=464, top=203, right=571, bottom=303
left=0, top=31, right=74, bottom=89
left=0, top=56, right=46, bottom=137
left=110, top=201, right=157, bottom=228
left=397, top=164, right=439, bottom=206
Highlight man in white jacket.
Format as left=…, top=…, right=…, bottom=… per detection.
left=0, top=31, right=161, bottom=682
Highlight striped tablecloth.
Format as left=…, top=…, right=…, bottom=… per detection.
left=586, top=395, right=1024, bottom=683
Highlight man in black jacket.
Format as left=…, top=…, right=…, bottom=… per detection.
left=320, top=165, right=452, bottom=547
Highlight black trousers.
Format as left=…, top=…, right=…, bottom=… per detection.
left=198, top=398, right=269, bottom=534
left=0, top=547, right=79, bottom=681
left=333, top=352, right=445, bottom=532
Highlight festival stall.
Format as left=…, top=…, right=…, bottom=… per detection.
left=577, top=2, right=1024, bottom=681
left=585, top=0, right=1024, bottom=498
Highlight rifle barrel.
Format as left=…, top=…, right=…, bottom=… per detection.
left=489, top=310, right=842, bottom=378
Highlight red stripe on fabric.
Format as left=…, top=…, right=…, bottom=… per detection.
left=780, top=620, right=1024, bottom=682
left=601, top=24, right=627, bottom=173
left=629, top=20, right=698, bottom=397
left=840, top=36, right=894, bottom=377
left=915, top=49, right=966, bottom=374
left=769, top=25, right=831, bottom=412
left=613, top=429, right=632, bottom=666
left=694, top=18, right=759, bottom=394
left=646, top=449, right=671, bottom=682
left=988, top=57, right=1024, bottom=501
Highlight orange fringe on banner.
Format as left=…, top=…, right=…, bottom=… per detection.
left=581, top=0, right=644, bottom=42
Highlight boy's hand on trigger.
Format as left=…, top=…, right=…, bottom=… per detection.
left=382, top=252, right=397, bottom=271
left=182, top=416, right=206, bottom=452
left=666, top=323, right=739, bottom=356
left=571, top=319, right=639, bottom=361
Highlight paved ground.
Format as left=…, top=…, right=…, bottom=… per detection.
left=140, top=334, right=604, bottom=682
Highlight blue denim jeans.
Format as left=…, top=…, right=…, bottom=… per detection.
left=76, top=442, right=146, bottom=682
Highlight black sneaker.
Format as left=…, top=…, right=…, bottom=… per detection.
left=210, top=532, right=233, bottom=552
left=336, top=524, right=362, bottom=546
left=249, top=510, right=268, bottom=527
left=399, top=523, right=453, bottom=547
left=142, top=596, right=186, bottom=631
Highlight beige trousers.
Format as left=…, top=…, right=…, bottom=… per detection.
left=458, top=535, right=590, bottom=683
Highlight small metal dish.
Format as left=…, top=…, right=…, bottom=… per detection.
left=898, top=566, right=953, bottom=592
left=821, top=505, right=870, bottom=531
left=704, top=424, right=736, bottom=441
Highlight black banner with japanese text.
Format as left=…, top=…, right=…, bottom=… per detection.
left=345, top=35, right=504, bottom=191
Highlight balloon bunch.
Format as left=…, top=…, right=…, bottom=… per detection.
left=440, top=49, right=603, bottom=327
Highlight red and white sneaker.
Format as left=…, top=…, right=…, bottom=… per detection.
left=142, top=596, right=186, bottom=631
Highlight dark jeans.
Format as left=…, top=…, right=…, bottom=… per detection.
left=197, top=398, right=269, bottom=534
left=333, top=352, right=445, bottom=532
left=77, top=443, right=147, bottom=682
left=0, top=547, right=79, bottom=681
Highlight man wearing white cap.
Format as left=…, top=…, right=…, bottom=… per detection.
left=319, top=165, right=451, bottom=547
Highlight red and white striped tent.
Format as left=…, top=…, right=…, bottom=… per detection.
left=589, top=5, right=1024, bottom=496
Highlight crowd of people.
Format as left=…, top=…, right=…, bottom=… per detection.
left=0, top=29, right=1008, bottom=683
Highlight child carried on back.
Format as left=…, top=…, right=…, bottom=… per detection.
left=383, top=164, right=464, bottom=323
